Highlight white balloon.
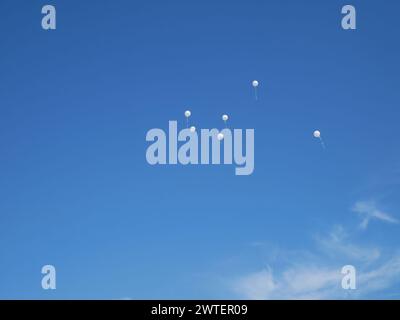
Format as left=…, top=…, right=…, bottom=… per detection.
left=222, top=114, right=229, bottom=121
left=217, top=133, right=224, bottom=141
left=190, top=126, right=196, bottom=133
left=313, top=130, right=321, bottom=138
left=252, top=80, right=259, bottom=87
left=184, top=110, right=191, bottom=118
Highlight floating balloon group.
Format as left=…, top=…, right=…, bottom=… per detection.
left=182, top=110, right=229, bottom=140
left=183, top=81, right=257, bottom=139
left=180, top=79, right=327, bottom=156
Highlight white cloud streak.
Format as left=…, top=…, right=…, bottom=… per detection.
left=231, top=200, right=400, bottom=300
left=233, top=254, right=400, bottom=299
left=353, top=201, right=398, bottom=229
left=316, top=225, right=381, bottom=263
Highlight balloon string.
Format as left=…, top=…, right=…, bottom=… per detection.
left=319, top=137, right=326, bottom=149
left=186, top=118, right=189, bottom=128
left=254, top=88, right=258, bottom=101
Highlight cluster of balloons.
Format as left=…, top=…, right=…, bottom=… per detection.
left=185, top=80, right=325, bottom=149
left=183, top=111, right=229, bottom=140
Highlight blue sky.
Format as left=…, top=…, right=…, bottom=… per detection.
left=0, top=0, right=399, bottom=299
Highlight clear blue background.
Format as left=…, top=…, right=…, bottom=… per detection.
left=0, top=0, right=399, bottom=299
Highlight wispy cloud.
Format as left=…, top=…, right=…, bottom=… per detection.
left=230, top=200, right=400, bottom=299
left=233, top=265, right=342, bottom=300
left=358, top=256, right=400, bottom=294
left=233, top=253, right=400, bottom=299
left=316, top=225, right=380, bottom=263
left=233, top=268, right=277, bottom=300
left=352, top=201, right=398, bottom=229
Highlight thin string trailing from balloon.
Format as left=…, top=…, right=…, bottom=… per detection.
left=184, top=110, right=191, bottom=129
left=313, top=130, right=325, bottom=149
left=185, top=110, right=196, bottom=133
left=222, top=114, right=229, bottom=129
left=319, top=137, right=326, bottom=149
left=252, top=80, right=259, bottom=101
left=217, top=115, right=227, bottom=141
